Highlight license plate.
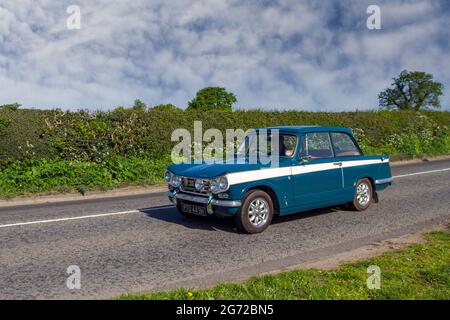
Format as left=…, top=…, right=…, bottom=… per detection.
left=182, top=203, right=207, bottom=216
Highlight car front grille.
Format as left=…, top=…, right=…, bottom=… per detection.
left=181, top=177, right=211, bottom=195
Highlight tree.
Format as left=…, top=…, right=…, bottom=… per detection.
left=132, top=99, right=147, bottom=111
left=187, top=87, right=237, bottom=111
left=378, top=70, right=443, bottom=110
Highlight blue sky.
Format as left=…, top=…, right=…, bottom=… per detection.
left=0, top=0, right=449, bottom=111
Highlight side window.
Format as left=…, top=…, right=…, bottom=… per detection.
left=280, top=135, right=297, bottom=157
left=330, top=132, right=361, bottom=157
left=303, top=132, right=334, bottom=159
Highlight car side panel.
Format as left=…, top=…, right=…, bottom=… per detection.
left=291, top=158, right=344, bottom=207
left=226, top=156, right=391, bottom=216
left=228, top=175, right=294, bottom=212
left=340, top=156, right=391, bottom=198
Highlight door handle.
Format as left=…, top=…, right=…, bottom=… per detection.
left=333, top=162, right=343, bottom=167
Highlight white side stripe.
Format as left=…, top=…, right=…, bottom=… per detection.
left=341, top=159, right=386, bottom=168
left=227, top=159, right=386, bottom=185
left=291, top=162, right=337, bottom=175
left=228, top=167, right=292, bottom=185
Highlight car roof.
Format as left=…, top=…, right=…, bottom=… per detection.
left=256, top=126, right=353, bottom=134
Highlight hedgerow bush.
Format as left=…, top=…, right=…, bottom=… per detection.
left=1, top=108, right=449, bottom=164
left=0, top=107, right=448, bottom=196
left=0, top=115, right=9, bottom=136
left=0, top=155, right=170, bottom=197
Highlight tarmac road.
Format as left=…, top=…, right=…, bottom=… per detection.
left=0, top=159, right=449, bottom=299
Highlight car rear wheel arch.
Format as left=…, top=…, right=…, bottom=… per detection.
left=351, top=177, right=374, bottom=211
left=353, top=176, right=376, bottom=196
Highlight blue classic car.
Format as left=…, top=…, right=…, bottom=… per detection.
left=165, top=126, right=392, bottom=234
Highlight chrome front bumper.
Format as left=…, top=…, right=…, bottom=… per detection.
left=166, top=190, right=242, bottom=209
left=375, top=177, right=394, bottom=185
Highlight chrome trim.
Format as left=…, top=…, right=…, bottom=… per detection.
left=176, top=192, right=210, bottom=204
left=166, top=189, right=177, bottom=204
left=375, top=177, right=393, bottom=184
left=210, top=198, right=242, bottom=207
left=166, top=190, right=175, bottom=197
left=179, top=189, right=212, bottom=196
left=166, top=190, right=241, bottom=207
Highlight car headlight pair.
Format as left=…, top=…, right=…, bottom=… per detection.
left=210, top=175, right=229, bottom=194
left=165, top=171, right=182, bottom=188
left=165, top=171, right=228, bottom=194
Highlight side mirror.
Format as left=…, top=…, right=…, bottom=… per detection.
left=299, top=155, right=313, bottom=163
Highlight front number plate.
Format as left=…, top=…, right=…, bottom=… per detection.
left=182, top=203, right=207, bottom=216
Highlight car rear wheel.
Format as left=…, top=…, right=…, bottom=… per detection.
left=235, top=190, right=274, bottom=234
left=351, top=178, right=373, bottom=211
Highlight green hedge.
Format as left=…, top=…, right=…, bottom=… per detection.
left=0, top=156, right=170, bottom=197
left=0, top=107, right=449, bottom=196
left=1, top=108, right=449, bottom=165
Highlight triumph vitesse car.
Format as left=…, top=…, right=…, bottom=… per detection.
left=165, top=126, right=392, bottom=234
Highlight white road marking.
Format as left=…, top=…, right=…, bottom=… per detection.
left=0, top=209, right=139, bottom=228
left=393, top=167, right=450, bottom=179
left=0, top=167, right=449, bottom=229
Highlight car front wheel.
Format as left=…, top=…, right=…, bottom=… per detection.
left=235, top=190, right=274, bottom=234
left=351, top=178, right=373, bottom=211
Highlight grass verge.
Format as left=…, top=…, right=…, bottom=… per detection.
left=0, top=156, right=169, bottom=198
left=119, top=229, right=450, bottom=300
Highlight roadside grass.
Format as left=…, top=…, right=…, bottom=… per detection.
left=0, top=156, right=168, bottom=198
left=119, top=229, right=450, bottom=300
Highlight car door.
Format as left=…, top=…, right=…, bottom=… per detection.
left=291, top=131, right=343, bottom=208
left=329, top=131, right=366, bottom=201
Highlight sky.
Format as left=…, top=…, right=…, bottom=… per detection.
left=0, top=0, right=449, bottom=111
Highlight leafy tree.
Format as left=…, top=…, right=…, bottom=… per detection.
left=187, top=87, right=237, bottom=111
left=132, top=99, right=147, bottom=111
left=378, top=70, right=443, bottom=110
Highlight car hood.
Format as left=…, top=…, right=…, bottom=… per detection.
left=168, top=157, right=291, bottom=178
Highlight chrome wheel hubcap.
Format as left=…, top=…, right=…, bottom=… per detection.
left=356, top=182, right=370, bottom=206
left=248, top=197, right=269, bottom=227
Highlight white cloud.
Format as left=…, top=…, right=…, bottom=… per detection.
left=0, top=0, right=448, bottom=110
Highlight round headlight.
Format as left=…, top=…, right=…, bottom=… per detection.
left=171, top=175, right=182, bottom=188
left=195, top=179, right=204, bottom=191
left=218, top=176, right=228, bottom=191
left=164, top=171, right=172, bottom=183
left=210, top=175, right=228, bottom=193
left=210, top=178, right=220, bottom=194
